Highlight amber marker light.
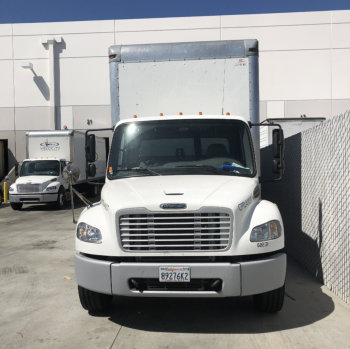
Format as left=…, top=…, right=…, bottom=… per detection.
left=108, top=166, right=113, bottom=173
left=270, top=222, right=278, bottom=234
left=226, top=112, right=230, bottom=116
left=179, top=112, right=183, bottom=115
left=160, top=113, right=164, bottom=116
left=133, top=115, right=137, bottom=118
left=199, top=112, right=202, bottom=115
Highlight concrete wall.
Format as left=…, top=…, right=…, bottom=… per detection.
left=261, top=110, right=350, bottom=303
left=1, top=10, right=350, bottom=169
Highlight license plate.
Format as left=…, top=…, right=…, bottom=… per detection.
left=159, top=266, right=191, bottom=282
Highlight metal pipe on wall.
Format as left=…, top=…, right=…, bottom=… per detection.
left=41, top=36, right=62, bottom=130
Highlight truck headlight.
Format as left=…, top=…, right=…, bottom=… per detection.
left=250, top=220, right=282, bottom=242
left=9, top=186, right=15, bottom=192
left=77, top=222, right=102, bottom=244
left=45, top=186, right=57, bottom=191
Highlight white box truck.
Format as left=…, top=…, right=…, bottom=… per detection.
left=9, top=130, right=107, bottom=210
left=75, top=40, right=286, bottom=313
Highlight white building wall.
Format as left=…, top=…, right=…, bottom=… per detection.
left=0, top=10, right=350, bottom=168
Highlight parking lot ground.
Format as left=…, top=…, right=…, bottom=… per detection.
left=0, top=203, right=349, bottom=349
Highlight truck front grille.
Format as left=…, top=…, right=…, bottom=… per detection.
left=118, top=212, right=232, bottom=252
left=17, top=184, right=41, bottom=193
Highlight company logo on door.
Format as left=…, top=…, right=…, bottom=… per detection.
left=40, top=139, right=60, bottom=151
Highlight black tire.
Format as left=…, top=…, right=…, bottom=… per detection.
left=56, top=187, right=66, bottom=209
left=253, top=284, right=285, bottom=312
left=78, top=286, right=112, bottom=313
left=11, top=202, right=23, bottom=210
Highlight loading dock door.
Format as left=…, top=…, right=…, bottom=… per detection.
left=0, top=140, right=8, bottom=180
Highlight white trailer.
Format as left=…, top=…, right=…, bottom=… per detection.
left=9, top=130, right=107, bottom=210
left=75, top=40, right=286, bottom=313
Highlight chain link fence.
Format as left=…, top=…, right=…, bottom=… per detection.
left=261, top=111, right=350, bottom=303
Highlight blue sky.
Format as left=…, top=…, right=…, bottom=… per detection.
left=0, top=0, right=349, bottom=24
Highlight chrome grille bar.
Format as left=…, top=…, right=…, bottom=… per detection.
left=122, top=238, right=229, bottom=242
left=120, top=221, right=230, bottom=226
left=123, top=244, right=228, bottom=248
left=121, top=232, right=230, bottom=237
left=121, top=227, right=229, bottom=231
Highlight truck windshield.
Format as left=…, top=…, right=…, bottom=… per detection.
left=20, top=160, right=60, bottom=177
left=108, top=119, right=256, bottom=179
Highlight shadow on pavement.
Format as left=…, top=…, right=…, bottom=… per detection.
left=20, top=201, right=86, bottom=212
left=17, top=194, right=101, bottom=212
left=105, top=258, right=334, bottom=334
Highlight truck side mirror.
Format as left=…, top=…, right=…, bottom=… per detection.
left=86, top=134, right=96, bottom=163
left=272, top=129, right=285, bottom=176
left=15, top=163, right=19, bottom=177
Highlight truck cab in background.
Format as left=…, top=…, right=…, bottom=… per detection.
left=10, top=158, right=68, bottom=210
left=75, top=40, right=286, bottom=314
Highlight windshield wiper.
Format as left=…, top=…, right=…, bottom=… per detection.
left=117, top=167, right=161, bottom=176
left=176, top=164, right=220, bottom=171
left=176, top=164, right=243, bottom=176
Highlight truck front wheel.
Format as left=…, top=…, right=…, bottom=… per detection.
left=56, top=188, right=66, bottom=208
left=253, top=284, right=285, bottom=312
left=11, top=202, right=23, bottom=210
left=78, top=286, right=112, bottom=313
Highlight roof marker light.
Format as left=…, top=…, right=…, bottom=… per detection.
left=226, top=112, right=230, bottom=116
left=160, top=113, right=163, bottom=116
left=133, top=115, right=137, bottom=118
left=179, top=112, right=183, bottom=115
left=199, top=112, right=202, bottom=115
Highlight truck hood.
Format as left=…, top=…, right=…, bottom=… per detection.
left=15, top=175, right=58, bottom=187
left=102, top=175, right=258, bottom=212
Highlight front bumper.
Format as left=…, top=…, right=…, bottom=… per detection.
left=9, top=193, right=58, bottom=203
left=75, top=252, right=286, bottom=297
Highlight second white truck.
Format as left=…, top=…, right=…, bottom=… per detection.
left=9, top=130, right=107, bottom=210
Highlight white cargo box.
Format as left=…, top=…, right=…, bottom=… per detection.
left=26, top=130, right=106, bottom=182
left=26, top=130, right=84, bottom=161
left=109, top=40, right=258, bottom=125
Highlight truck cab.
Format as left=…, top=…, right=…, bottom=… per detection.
left=9, top=158, right=68, bottom=210
left=75, top=115, right=286, bottom=313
